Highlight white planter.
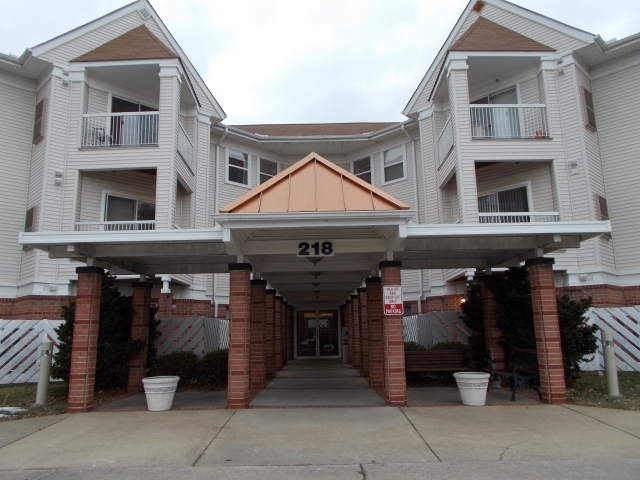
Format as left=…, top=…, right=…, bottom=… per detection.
left=453, top=372, right=490, bottom=406
left=142, top=376, right=180, bottom=412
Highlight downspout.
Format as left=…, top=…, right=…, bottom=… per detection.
left=402, top=124, right=423, bottom=313
left=212, top=126, right=228, bottom=318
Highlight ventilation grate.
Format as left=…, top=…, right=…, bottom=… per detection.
left=138, top=8, right=150, bottom=19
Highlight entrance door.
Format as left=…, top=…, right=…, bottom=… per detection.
left=296, top=310, right=340, bottom=358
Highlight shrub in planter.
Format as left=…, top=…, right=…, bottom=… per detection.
left=149, top=351, right=199, bottom=384
left=404, top=341, right=427, bottom=351
left=198, top=349, right=229, bottom=387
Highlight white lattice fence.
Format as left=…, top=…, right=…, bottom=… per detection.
left=155, top=317, right=228, bottom=357
left=403, top=312, right=470, bottom=348
left=0, top=320, right=63, bottom=384
left=580, top=307, right=640, bottom=372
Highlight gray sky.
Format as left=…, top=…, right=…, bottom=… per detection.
left=1, top=0, right=639, bottom=124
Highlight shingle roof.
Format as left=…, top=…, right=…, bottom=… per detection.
left=450, top=17, right=554, bottom=52
left=230, top=122, right=399, bottom=137
left=219, top=152, right=409, bottom=213
left=72, top=25, right=178, bottom=62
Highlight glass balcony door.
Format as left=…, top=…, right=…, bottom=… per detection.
left=296, top=310, right=339, bottom=358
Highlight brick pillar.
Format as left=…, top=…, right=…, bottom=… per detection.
left=250, top=279, right=267, bottom=391
left=526, top=258, right=567, bottom=404
left=346, top=300, right=353, bottom=363
left=358, top=287, right=369, bottom=380
left=281, top=301, right=288, bottom=367
left=227, top=263, right=252, bottom=409
left=68, top=267, right=103, bottom=413
left=265, top=289, right=276, bottom=380
left=351, top=294, right=362, bottom=372
left=477, top=275, right=506, bottom=370
left=158, top=292, right=172, bottom=317
left=287, top=306, right=294, bottom=361
left=380, top=261, right=407, bottom=407
left=366, top=277, right=384, bottom=389
left=127, top=281, right=153, bottom=393
left=274, top=296, right=283, bottom=371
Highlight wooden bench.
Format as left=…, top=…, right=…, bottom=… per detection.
left=405, top=350, right=467, bottom=373
left=483, top=347, right=542, bottom=402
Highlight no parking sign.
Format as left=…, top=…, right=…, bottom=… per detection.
left=383, top=286, right=403, bottom=315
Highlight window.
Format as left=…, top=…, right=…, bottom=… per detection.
left=595, top=195, right=609, bottom=221
left=105, top=195, right=155, bottom=230
left=24, top=206, right=37, bottom=232
left=259, top=158, right=278, bottom=184
left=32, top=100, right=45, bottom=144
left=383, top=145, right=405, bottom=183
left=228, top=149, right=249, bottom=186
left=478, top=186, right=529, bottom=223
left=353, top=157, right=371, bottom=184
left=582, top=87, right=597, bottom=131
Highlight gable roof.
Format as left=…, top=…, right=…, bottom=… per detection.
left=219, top=152, right=410, bottom=213
left=231, top=122, right=399, bottom=137
left=450, top=17, right=554, bottom=52
left=72, top=25, right=178, bottom=62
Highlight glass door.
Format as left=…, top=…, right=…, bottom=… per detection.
left=296, top=310, right=340, bottom=358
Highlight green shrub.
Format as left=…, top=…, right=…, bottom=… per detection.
left=198, top=349, right=229, bottom=386
left=428, top=341, right=468, bottom=351
left=460, top=281, right=488, bottom=370
left=404, top=341, right=427, bottom=351
left=149, top=351, right=199, bottom=383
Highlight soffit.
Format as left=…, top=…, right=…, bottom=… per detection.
left=231, top=123, right=399, bottom=137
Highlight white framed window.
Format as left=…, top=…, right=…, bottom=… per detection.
left=227, top=148, right=249, bottom=186
left=352, top=156, right=371, bottom=184
left=382, top=145, right=405, bottom=184
left=582, top=87, right=597, bottom=131
left=477, top=185, right=530, bottom=223
left=33, top=99, right=45, bottom=144
left=595, top=194, right=609, bottom=221
left=24, top=206, right=37, bottom=232
left=259, top=158, right=278, bottom=184
left=103, top=194, right=156, bottom=230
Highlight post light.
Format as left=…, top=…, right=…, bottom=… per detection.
left=601, top=331, right=621, bottom=398
left=34, top=332, right=53, bottom=406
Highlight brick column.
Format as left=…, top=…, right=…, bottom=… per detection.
left=250, top=279, right=267, bottom=391
left=158, top=292, right=172, bottom=317
left=351, top=294, right=362, bottom=372
left=274, top=296, right=283, bottom=371
left=358, top=287, right=369, bottom=380
left=526, top=258, right=567, bottom=404
left=380, top=261, right=407, bottom=407
left=127, top=281, right=153, bottom=393
left=265, top=289, right=276, bottom=380
left=287, top=306, right=294, bottom=361
left=346, top=300, right=353, bottom=363
left=366, top=277, right=384, bottom=389
left=68, top=267, right=103, bottom=413
left=477, top=275, right=506, bottom=370
left=227, top=263, right=252, bottom=409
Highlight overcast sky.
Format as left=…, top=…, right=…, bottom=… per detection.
left=1, top=0, right=639, bottom=124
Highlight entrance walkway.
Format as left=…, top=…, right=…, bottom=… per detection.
left=249, top=359, right=386, bottom=407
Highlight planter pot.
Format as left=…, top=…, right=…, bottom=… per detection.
left=142, top=376, right=180, bottom=412
left=453, top=372, right=490, bottom=406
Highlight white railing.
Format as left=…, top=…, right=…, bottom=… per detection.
left=437, top=116, right=454, bottom=165
left=82, top=112, right=159, bottom=147
left=479, top=212, right=559, bottom=223
left=470, top=105, right=548, bottom=139
left=75, top=220, right=156, bottom=231
left=177, top=123, right=193, bottom=168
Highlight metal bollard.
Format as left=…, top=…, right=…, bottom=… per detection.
left=34, top=333, right=53, bottom=406
left=601, top=331, right=621, bottom=398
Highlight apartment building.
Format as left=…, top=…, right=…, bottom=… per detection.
left=1, top=0, right=637, bottom=408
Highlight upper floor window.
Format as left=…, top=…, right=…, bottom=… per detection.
left=353, top=157, right=371, bottom=184
left=33, top=100, right=45, bottom=144
left=383, top=145, right=405, bottom=183
left=478, top=186, right=529, bottom=223
left=582, top=87, right=597, bottom=131
left=260, top=158, right=278, bottom=184
left=228, top=149, right=249, bottom=186
left=595, top=194, right=609, bottom=221
left=24, top=206, right=37, bottom=232
left=109, top=97, right=158, bottom=146
left=105, top=194, right=155, bottom=225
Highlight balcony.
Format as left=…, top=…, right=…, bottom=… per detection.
left=75, top=221, right=156, bottom=231
left=81, top=112, right=159, bottom=147
left=470, top=105, right=548, bottom=139
left=177, top=123, right=193, bottom=169
left=438, top=116, right=454, bottom=166
left=478, top=212, right=559, bottom=224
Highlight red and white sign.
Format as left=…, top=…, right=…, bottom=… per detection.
left=383, top=285, right=403, bottom=315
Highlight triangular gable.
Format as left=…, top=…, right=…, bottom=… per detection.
left=219, top=153, right=410, bottom=213
left=72, top=26, right=178, bottom=62
left=450, top=18, right=553, bottom=52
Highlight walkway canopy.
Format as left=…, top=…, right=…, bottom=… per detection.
left=19, top=152, right=610, bottom=307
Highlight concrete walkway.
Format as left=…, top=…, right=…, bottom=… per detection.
left=0, top=404, right=638, bottom=479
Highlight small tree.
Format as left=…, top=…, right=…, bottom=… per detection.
left=460, top=280, right=487, bottom=369
left=50, top=303, right=75, bottom=383
left=557, top=295, right=598, bottom=384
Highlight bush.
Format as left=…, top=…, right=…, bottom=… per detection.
left=460, top=281, right=488, bottom=370
left=198, top=349, right=229, bottom=387
left=149, top=351, right=199, bottom=383
left=557, top=295, right=598, bottom=384
left=428, top=341, right=468, bottom=351
left=404, top=341, right=427, bottom=351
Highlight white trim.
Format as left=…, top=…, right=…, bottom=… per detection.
left=591, top=50, right=640, bottom=80
left=225, top=147, right=251, bottom=189
left=380, top=143, right=407, bottom=186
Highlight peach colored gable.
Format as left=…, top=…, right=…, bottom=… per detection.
left=219, top=153, right=410, bottom=213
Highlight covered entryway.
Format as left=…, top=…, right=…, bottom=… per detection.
left=296, top=311, right=340, bottom=358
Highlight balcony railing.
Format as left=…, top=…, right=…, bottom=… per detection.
left=437, top=116, right=454, bottom=166
left=470, top=105, right=549, bottom=139
left=177, top=123, right=193, bottom=168
left=479, top=212, right=559, bottom=223
left=75, top=221, right=156, bottom=231
left=81, top=112, right=159, bottom=147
